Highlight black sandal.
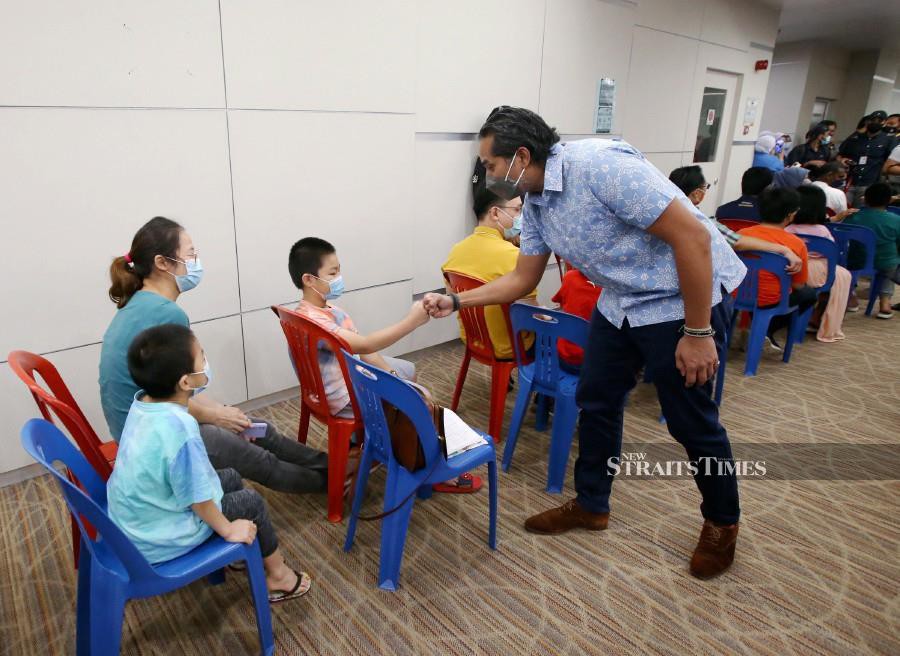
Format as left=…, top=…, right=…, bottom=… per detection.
left=268, top=570, right=312, bottom=603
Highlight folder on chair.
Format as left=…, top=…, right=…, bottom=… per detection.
left=440, top=409, right=488, bottom=459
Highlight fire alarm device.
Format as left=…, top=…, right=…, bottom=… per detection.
left=755, top=59, right=769, bottom=71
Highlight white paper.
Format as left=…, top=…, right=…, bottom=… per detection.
left=594, top=78, right=615, bottom=134
left=442, top=409, right=488, bottom=458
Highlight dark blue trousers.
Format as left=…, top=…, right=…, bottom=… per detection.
left=574, top=301, right=740, bottom=525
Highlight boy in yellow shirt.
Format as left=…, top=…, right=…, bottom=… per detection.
left=443, top=186, right=537, bottom=358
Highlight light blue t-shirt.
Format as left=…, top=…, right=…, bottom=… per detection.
left=99, top=290, right=189, bottom=440
left=107, top=394, right=223, bottom=564
left=752, top=151, right=785, bottom=172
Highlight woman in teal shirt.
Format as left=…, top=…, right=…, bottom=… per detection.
left=99, top=217, right=329, bottom=493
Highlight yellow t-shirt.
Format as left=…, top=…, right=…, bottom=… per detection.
left=442, top=226, right=537, bottom=360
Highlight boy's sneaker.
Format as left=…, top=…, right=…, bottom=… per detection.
left=764, top=335, right=783, bottom=353
left=876, top=310, right=894, bottom=320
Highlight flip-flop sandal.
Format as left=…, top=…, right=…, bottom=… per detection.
left=432, top=473, right=482, bottom=494
left=227, top=561, right=247, bottom=572
left=268, top=570, right=312, bottom=604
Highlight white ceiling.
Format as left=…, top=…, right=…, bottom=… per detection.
left=771, top=0, right=900, bottom=51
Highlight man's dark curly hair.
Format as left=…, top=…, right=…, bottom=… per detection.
left=478, top=106, right=560, bottom=164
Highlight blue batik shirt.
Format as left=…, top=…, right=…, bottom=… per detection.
left=519, top=140, right=746, bottom=328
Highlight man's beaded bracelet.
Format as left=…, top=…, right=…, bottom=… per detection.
left=448, top=292, right=461, bottom=312
left=680, top=325, right=716, bottom=338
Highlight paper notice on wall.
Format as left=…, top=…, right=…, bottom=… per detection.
left=594, top=78, right=615, bottom=134
left=743, top=97, right=759, bottom=125
left=706, top=109, right=716, bottom=126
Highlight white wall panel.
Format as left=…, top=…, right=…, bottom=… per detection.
left=1, top=343, right=107, bottom=474
left=220, top=0, right=414, bottom=112
left=539, top=0, right=635, bottom=135
left=635, top=0, right=703, bottom=39
left=412, top=136, right=479, bottom=294
left=415, top=0, right=545, bottom=133
left=0, top=108, right=238, bottom=357
left=622, top=28, right=700, bottom=153
left=643, top=152, right=690, bottom=178
left=0, top=1, right=224, bottom=108
left=228, top=110, right=415, bottom=312
left=243, top=281, right=415, bottom=400
left=699, top=0, right=748, bottom=51
left=191, top=315, right=247, bottom=406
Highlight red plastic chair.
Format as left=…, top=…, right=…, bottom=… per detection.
left=719, top=218, right=759, bottom=233
left=7, top=350, right=117, bottom=565
left=444, top=272, right=529, bottom=443
left=271, top=306, right=362, bottom=523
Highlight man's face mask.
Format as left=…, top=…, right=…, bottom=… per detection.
left=485, top=154, right=525, bottom=201
left=822, top=135, right=832, bottom=145
left=867, top=121, right=883, bottom=134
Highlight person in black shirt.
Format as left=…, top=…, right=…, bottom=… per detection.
left=786, top=124, right=831, bottom=167
left=838, top=110, right=895, bottom=207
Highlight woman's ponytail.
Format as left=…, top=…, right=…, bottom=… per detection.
left=108, top=255, right=143, bottom=308
left=108, top=216, right=183, bottom=309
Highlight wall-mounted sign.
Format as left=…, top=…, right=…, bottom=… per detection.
left=594, top=78, right=615, bottom=134
left=706, top=109, right=716, bottom=126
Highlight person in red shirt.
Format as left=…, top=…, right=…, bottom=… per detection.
left=737, top=187, right=818, bottom=349
left=551, top=267, right=602, bottom=370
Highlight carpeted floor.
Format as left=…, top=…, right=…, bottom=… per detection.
left=1, top=298, right=898, bottom=655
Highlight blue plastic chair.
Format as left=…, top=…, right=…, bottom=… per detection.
left=341, top=352, right=497, bottom=591
left=827, top=223, right=882, bottom=316
left=502, top=304, right=590, bottom=494
left=20, top=419, right=275, bottom=656
left=792, top=234, right=839, bottom=343
left=728, top=252, right=801, bottom=376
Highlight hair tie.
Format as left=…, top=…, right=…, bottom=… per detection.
left=123, top=252, right=134, bottom=269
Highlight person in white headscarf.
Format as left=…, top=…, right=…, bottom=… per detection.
left=752, top=134, right=784, bottom=172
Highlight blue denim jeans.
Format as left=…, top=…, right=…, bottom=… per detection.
left=574, top=301, right=740, bottom=525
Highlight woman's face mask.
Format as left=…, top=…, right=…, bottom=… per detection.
left=822, top=135, right=832, bottom=145
left=165, top=255, right=204, bottom=293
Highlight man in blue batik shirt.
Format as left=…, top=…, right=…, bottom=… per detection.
left=424, top=107, right=746, bottom=579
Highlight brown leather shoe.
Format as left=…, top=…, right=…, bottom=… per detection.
left=524, top=498, right=609, bottom=535
left=690, top=520, right=739, bottom=579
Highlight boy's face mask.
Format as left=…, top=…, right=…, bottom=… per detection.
left=311, top=274, right=345, bottom=301
left=186, top=358, right=212, bottom=396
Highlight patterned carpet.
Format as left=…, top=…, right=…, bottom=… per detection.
left=1, top=295, right=898, bottom=655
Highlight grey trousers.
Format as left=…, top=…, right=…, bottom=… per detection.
left=201, top=418, right=328, bottom=494
left=218, top=468, right=278, bottom=558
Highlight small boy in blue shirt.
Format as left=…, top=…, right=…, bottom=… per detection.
left=107, top=323, right=310, bottom=602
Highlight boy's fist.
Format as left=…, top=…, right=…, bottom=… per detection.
left=408, top=300, right=431, bottom=327
left=224, top=519, right=257, bottom=545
